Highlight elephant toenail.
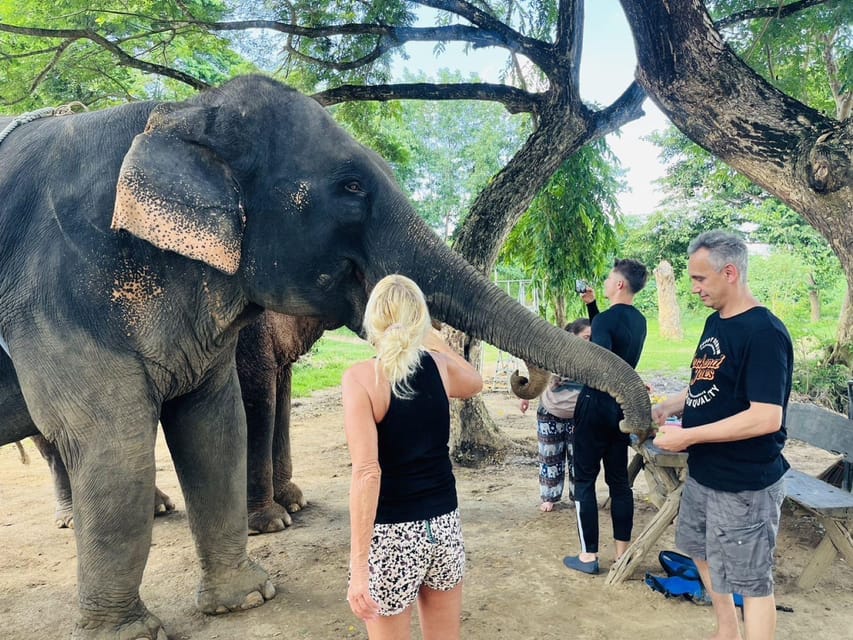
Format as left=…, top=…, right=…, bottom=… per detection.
left=242, top=591, right=264, bottom=609
left=263, top=580, right=276, bottom=599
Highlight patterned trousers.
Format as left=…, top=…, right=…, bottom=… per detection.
left=536, top=407, right=575, bottom=503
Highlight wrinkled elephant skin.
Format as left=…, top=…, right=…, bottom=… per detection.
left=32, top=311, right=325, bottom=534
left=0, top=76, right=650, bottom=639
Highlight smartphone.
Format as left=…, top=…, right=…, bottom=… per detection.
left=575, top=279, right=589, bottom=294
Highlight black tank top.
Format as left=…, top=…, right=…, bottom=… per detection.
left=374, top=352, right=458, bottom=524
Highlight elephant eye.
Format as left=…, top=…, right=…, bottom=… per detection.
left=344, top=180, right=365, bottom=195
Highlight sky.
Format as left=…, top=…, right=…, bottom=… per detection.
left=390, top=1, right=671, bottom=218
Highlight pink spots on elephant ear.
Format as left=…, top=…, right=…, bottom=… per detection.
left=112, top=168, right=242, bottom=275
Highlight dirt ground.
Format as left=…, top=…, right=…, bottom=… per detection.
left=2, top=386, right=852, bottom=640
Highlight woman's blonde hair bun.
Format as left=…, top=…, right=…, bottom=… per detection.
left=364, top=274, right=431, bottom=398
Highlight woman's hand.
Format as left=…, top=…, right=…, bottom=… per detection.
left=520, top=399, right=530, bottom=414
left=422, top=327, right=447, bottom=353
left=347, top=568, right=380, bottom=621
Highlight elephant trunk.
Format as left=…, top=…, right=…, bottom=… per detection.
left=509, top=363, right=551, bottom=400
left=369, top=215, right=652, bottom=434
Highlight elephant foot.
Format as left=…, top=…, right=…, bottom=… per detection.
left=153, top=486, right=175, bottom=517
left=248, top=501, right=292, bottom=534
left=197, top=558, right=275, bottom=614
left=71, top=601, right=166, bottom=639
left=274, top=479, right=308, bottom=513
left=54, top=505, right=74, bottom=529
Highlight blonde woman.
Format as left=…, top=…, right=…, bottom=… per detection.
left=342, top=274, right=483, bottom=640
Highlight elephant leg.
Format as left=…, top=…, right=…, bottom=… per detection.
left=12, top=351, right=167, bottom=639
left=244, top=364, right=292, bottom=533
left=0, top=349, right=39, bottom=445
left=66, top=424, right=166, bottom=640
left=32, top=432, right=174, bottom=529
left=272, top=364, right=307, bottom=513
left=153, top=484, right=175, bottom=516
left=31, top=434, right=74, bottom=528
left=160, top=365, right=275, bottom=614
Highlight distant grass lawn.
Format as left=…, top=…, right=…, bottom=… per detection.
left=636, top=315, right=705, bottom=377
left=290, top=306, right=842, bottom=398
left=291, top=328, right=373, bottom=398
left=293, top=316, right=705, bottom=398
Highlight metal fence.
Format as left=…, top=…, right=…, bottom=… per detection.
left=488, top=278, right=540, bottom=391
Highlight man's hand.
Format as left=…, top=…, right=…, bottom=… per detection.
left=580, top=289, right=596, bottom=305
left=651, top=404, right=670, bottom=426
left=520, top=399, right=530, bottom=414
left=653, top=423, right=690, bottom=452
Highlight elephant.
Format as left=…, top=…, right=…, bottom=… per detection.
left=510, top=363, right=552, bottom=400
left=0, top=75, right=651, bottom=639
left=28, top=310, right=325, bottom=532
left=31, top=432, right=176, bottom=528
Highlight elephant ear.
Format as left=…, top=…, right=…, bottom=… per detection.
left=112, top=103, right=246, bottom=275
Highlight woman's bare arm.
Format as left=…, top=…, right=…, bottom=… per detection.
left=341, top=365, right=381, bottom=620
left=422, top=329, right=483, bottom=399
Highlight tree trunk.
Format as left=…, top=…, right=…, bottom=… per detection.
left=808, top=273, right=821, bottom=324
left=445, top=328, right=514, bottom=466
left=619, top=0, right=853, bottom=354
left=554, top=292, right=567, bottom=328
left=809, top=290, right=822, bottom=324
left=654, top=260, right=683, bottom=341
left=830, top=286, right=853, bottom=367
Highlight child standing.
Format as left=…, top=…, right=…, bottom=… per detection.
left=520, top=318, right=591, bottom=511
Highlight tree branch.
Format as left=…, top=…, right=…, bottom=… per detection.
left=417, top=0, right=554, bottom=67
left=283, top=39, right=389, bottom=72
left=715, top=0, right=830, bottom=30
left=0, top=22, right=209, bottom=90
left=588, top=81, right=648, bottom=139
left=0, top=39, right=75, bottom=107
left=311, top=82, right=543, bottom=114
left=200, top=18, right=535, bottom=56
left=0, top=45, right=63, bottom=62
left=555, top=0, right=583, bottom=95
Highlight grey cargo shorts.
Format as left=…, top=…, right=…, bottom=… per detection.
left=676, top=474, right=785, bottom=598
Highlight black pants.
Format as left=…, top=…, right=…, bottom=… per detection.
left=572, top=391, right=633, bottom=554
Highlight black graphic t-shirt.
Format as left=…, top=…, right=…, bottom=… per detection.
left=682, top=306, right=793, bottom=492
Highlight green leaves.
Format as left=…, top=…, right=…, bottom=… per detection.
left=0, top=0, right=243, bottom=110
left=709, top=0, right=851, bottom=118
left=501, top=138, right=624, bottom=322
left=375, top=68, right=530, bottom=236
left=625, top=119, right=843, bottom=321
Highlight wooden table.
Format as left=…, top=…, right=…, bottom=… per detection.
left=605, top=413, right=853, bottom=588
left=605, top=435, right=688, bottom=585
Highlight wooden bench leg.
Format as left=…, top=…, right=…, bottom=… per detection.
left=797, top=534, right=838, bottom=590
left=796, top=516, right=853, bottom=590
left=823, top=516, right=853, bottom=563
left=605, top=483, right=684, bottom=586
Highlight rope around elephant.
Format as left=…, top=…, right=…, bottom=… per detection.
left=0, top=101, right=87, bottom=146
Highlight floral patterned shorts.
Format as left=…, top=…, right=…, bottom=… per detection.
left=365, top=508, right=465, bottom=616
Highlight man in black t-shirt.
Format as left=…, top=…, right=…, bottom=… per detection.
left=653, top=230, right=792, bottom=640
left=563, top=258, right=648, bottom=576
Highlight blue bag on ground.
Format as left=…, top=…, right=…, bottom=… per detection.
left=644, top=550, right=742, bottom=607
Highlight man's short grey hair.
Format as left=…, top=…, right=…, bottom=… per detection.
left=688, top=230, right=748, bottom=282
